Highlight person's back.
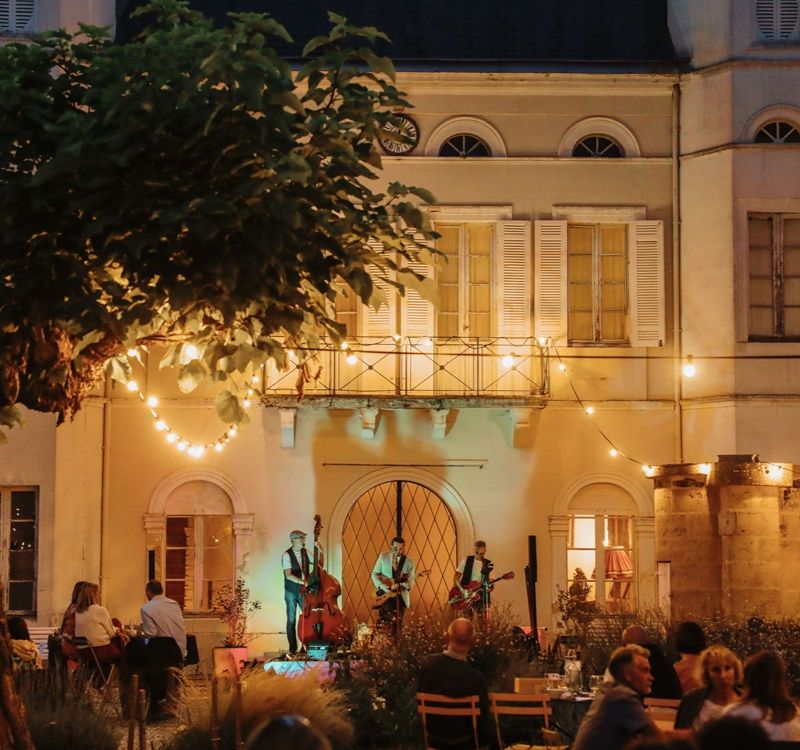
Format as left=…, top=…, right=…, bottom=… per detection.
left=418, top=618, right=489, bottom=750
left=695, top=714, right=771, bottom=750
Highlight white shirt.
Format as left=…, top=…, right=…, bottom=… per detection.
left=371, top=551, right=416, bottom=607
left=75, top=604, right=117, bottom=647
left=724, top=701, right=800, bottom=741
left=455, top=556, right=486, bottom=586
left=141, top=594, right=187, bottom=658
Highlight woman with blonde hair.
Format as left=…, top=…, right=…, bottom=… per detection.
left=74, top=582, right=129, bottom=666
left=675, top=645, right=742, bottom=730
left=724, top=650, right=800, bottom=741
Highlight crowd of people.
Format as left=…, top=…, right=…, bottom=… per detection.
left=573, top=621, right=800, bottom=750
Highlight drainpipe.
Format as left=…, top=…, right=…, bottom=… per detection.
left=671, top=80, right=683, bottom=462
left=99, top=379, right=111, bottom=591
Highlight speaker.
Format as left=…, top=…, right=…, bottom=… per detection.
left=527, top=535, right=537, bottom=583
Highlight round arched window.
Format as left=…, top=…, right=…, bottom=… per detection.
left=754, top=120, right=800, bottom=144
left=572, top=135, right=624, bottom=158
left=438, top=134, right=491, bottom=158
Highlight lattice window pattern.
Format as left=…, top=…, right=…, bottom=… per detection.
left=439, top=134, right=491, bottom=158
left=572, top=135, right=624, bottom=158
left=754, top=120, right=800, bottom=144
left=341, top=481, right=457, bottom=625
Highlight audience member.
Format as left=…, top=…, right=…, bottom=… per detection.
left=573, top=644, right=660, bottom=750
left=622, top=625, right=682, bottom=699
left=74, top=582, right=129, bottom=666
left=724, top=650, right=800, bottom=741
left=418, top=617, right=490, bottom=750
left=55, top=580, right=87, bottom=667
left=244, top=714, right=331, bottom=750
left=127, top=579, right=187, bottom=720
left=675, top=646, right=742, bottom=731
left=695, top=714, right=770, bottom=750
left=673, top=621, right=707, bottom=694
left=7, top=616, right=42, bottom=671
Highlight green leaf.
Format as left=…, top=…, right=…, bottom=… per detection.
left=178, top=360, right=208, bottom=393
left=215, top=390, right=245, bottom=425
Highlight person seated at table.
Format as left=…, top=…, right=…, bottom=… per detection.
left=573, top=644, right=660, bottom=750
left=7, top=617, right=42, bottom=671
left=723, top=650, right=800, bottom=741
left=74, top=581, right=129, bottom=666
left=418, top=617, right=490, bottom=750
left=622, top=624, right=682, bottom=699
left=673, top=621, right=707, bottom=694
left=135, top=579, right=186, bottom=719
left=675, top=646, right=742, bottom=732
left=695, top=714, right=771, bottom=750
left=53, top=580, right=88, bottom=669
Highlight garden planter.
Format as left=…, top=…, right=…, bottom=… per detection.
left=212, top=646, right=249, bottom=677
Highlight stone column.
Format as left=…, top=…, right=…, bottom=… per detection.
left=633, top=517, right=657, bottom=609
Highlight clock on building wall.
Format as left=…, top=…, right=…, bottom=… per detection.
left=378, top=114, right=420, bottom=155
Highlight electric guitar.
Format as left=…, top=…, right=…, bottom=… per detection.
left=447, top=571, right=515, bottom=611
left=373, top=570, right=430, bottom=608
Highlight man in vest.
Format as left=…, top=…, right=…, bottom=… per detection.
left=452, top=540, right=493, bottom=615
left=282, top=529, right=323, bottom=655
left=372, top=536, right=416, bottom=635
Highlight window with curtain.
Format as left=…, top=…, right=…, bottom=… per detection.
left=164, top=515, right=233, bottom=612
left=748, top=213, right=800, bottom=340
left=568, top=223, right=627, bottom=344
left=567, top=514, right=634, bottom=611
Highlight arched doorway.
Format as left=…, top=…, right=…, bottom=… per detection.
left=341, top=480, right=457, bottom=624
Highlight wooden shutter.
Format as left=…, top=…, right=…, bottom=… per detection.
left=401, top=234, right=435, bottom=337
left=0, top=0, right=35, bottom=33
left=628, top=220, right=665, bottom=348
left=495, top=221, right=532, bottom=339
left=359, top=240, right=396, bottom=338
left=534, top=220, right=568, bottom=343
left=757, top=0, right=800, bottom=40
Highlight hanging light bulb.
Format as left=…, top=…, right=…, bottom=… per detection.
left=609, top=448, right=618, bottom=457
left=537, top=337, right=548, bottom=347
left=501, top=354, right=515, bottom=368
left=585, top=405, right=595, bottom=416
left=243, top=399, right=251, bottom=408
left=166, top=432, right=178, bottom=444
left=155, top=420, right=168, bottom=431
left=346, top=353, right=358, bottom=365
left=147, top=395, right=159, bottom=408
left=682, top=355, right=697, bottom=378
left=340, top=341, right=349, bottom=351
left=698, top=463, right=712, bottom=475
left=177, top=441, right=188, bottom=452
left=126, top=380, right=138, bottom=392
left=558, top=363, right=567, bottom=373
left=126, top=348, right=138, bottom=358
left=642, top=465, right=656, bottom=477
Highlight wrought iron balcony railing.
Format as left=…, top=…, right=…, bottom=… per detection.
left=263, top=337, right=550, bottom=399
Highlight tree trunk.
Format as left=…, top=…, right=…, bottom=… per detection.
left=0, top=591, right=35, bottom=749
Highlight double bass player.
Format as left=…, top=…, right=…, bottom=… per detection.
left=282, top=529, right=323, bottom=655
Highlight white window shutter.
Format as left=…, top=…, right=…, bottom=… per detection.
left=628, top=220, right=665, bottom=348
left=359, top=240, right=396, bottom=338
left=401, top=234, right=435, bottom=337
left=534, top=220, right=568, bottom=343
left=757, top=0, right=799, bottom=40
left=496, top=221, right=532, bottom=339
left=0, top=0, right=35, bottom=33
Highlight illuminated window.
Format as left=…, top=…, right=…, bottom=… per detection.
left=164, top=515, right=233, bottom=613
left=0, top=487, right=37, bottom=614
left=572, top=136, right=624, bottom=158
left=567, top=514, right=634, bottom=612
left=568, top=223, right=628, bottom=344
left=438, top=135, right=491, bottom=158
left=754, top=121, right=800, bottom=144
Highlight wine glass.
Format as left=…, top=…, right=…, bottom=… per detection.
left=589, top=675, right=604, bottom=694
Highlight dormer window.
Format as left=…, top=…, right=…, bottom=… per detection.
left=438, top=134, right=491, bottom=158
left=572, top=135, right=624, bottom=158
left=756, top=0, right=800, bottom=41
left=754, top=120, right=800, bottom=144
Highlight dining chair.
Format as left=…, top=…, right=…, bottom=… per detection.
left=76, top=643, right=121, bottom=716
left=488, top=692, right=563, bottom=750
left=416, top=692, right=481, bottom=750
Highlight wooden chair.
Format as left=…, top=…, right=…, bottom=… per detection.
left=416, top=692, right=481, bottom=750
left=488, top=692, right=558, bottom=750
left=643, top=697, right=680, bottom=728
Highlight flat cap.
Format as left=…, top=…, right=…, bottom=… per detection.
left=289, top=530, right=307, bottom=541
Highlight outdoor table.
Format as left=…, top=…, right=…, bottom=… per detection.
left=549, top=694, right=593, bottom=743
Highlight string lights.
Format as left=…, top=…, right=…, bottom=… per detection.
left=124, top=349, right=258, bottom=458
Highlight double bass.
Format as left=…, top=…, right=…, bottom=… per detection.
left=298, top=515, right=350, bottom=648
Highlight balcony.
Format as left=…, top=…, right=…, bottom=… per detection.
left=260, top=336, right=550, bottom=410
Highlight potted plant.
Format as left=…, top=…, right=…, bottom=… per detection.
left=211, top=577, right=262, bottom=677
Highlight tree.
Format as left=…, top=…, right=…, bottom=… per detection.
left=0, top=0, right=437, bottom=441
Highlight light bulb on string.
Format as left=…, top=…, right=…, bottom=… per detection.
left=346, top=353, right=358, bottom=365
left=126, top=380, right=138, bottom=392
left=609, top=448, right=618, bottom=458
left=558, top=363, right=567, bottom=373
left=642, top=465, right=655, bottom=477
left=698, top=463, right=711, bottom=475
left=585, top=405, right=595, bottom=416
left=682, top=355, right=697, bottom=378
left=501, top=354, right=515, bottom=369
left=147, top=396, right=158, bottom=408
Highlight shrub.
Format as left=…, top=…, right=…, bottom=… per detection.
left=18, top=669, right=121, bottom=750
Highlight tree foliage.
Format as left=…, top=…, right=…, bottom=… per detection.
left=0, top=0, right=437, bottom=439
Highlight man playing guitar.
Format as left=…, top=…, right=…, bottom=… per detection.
left=372, top=536, right=416, bottom=635
left=452, top=540, right=493, bottom=615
